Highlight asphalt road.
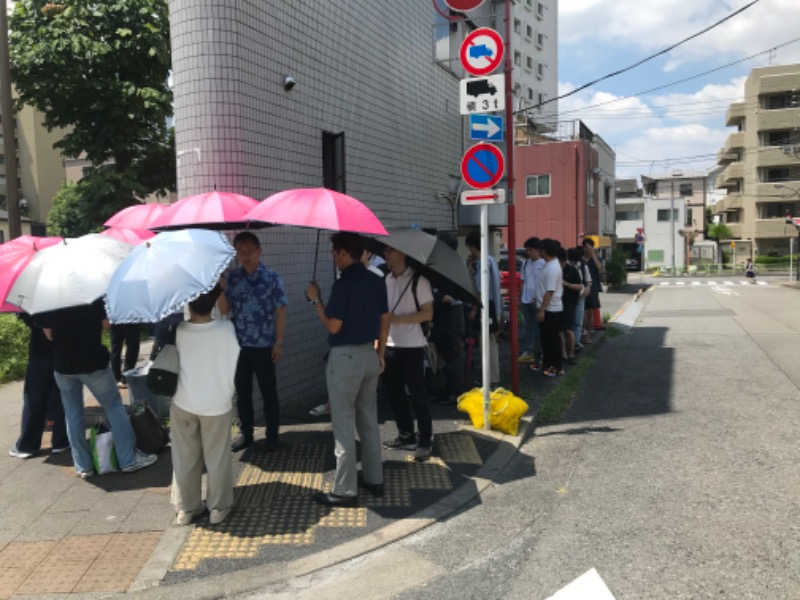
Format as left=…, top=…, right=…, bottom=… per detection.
left=238, top=276, right=800, bottom=599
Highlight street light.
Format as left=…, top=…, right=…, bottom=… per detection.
left=774, top=184, right=800, bottom=281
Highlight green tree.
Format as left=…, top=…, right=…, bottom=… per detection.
left=707, top=222, right=733, bottom=242
left=10, top=0, right=174, bottom=229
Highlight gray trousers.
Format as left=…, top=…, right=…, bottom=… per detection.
left=326, top=344, right=383, bottom=497
left=170, top=403, right=234, bottom=514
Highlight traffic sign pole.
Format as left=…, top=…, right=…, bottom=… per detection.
left=481, top=203, right=491, bottom=430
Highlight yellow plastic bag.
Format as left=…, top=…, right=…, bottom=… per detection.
left=456, top=387, right=529, bottom=435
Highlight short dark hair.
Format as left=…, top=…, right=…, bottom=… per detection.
left=541, top=238, right=558, bottom=257
left=438, top=232, right=458, bottom=251
left=568, top=247, right=583, bottom=263
left=233, top=231, right=261, bottom=248
left=582, top=238, right=595, bottom=248
left=556, top=246, right=567, bottom=262
left=465, top=230, right=480, bottom=250
left=189, top=284, right=222, bottom=316
left=524, top=236, right=541, bottom=250
left=330, top=232, right=364, bottom=261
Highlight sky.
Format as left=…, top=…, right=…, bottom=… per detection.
left=557, top=0, right=800, bottom=183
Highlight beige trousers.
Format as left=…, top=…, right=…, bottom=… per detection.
left=170, top=403, right=234, bottom=513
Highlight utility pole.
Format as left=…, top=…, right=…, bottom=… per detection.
left=0, top=0, right=21, bottom=239
left=670, top=180, right=676, bottom=274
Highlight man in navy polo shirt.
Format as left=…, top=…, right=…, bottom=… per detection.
left=219, top=231, right=288, bottom=452
left=306, top=233, right=389, bottom=507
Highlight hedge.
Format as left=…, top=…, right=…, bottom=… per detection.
left=755, top=255, right=797, bottom=264
left=0, top=314, right=29, bottom=384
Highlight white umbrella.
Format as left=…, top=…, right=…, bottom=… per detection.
left=105, top=229, right=235, bottom=324
left=7, top=234, right=133, bottom=314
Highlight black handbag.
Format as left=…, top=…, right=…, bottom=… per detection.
left=130, top=402, right=170, bottom=454
left=146, top=324, right=179, bottom=397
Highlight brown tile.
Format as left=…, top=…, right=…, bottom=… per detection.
left=16, top=562, right=90, bottom=595
left=0, top=567, right=29, bottom=599
left=0, top=540, right=56, bottom=569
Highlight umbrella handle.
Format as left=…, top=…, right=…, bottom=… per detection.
left=312, top=230, right=320, bottom=280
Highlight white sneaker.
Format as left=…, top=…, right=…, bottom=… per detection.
left=121, top=450, right=157, bottom=473
left=175, top=508, right=204, bottom=526
left=209, top=508, right=231, bottom=525
left=9, top=446, right=34, bottom=459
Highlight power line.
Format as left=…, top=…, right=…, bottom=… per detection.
left=514, top=0, right=760, bottom=115
left=557, top=36, right=800, bottom=118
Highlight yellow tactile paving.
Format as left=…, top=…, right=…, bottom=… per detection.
left=437, top=433, right=484, bottom=465
left=0, top=533, right=162, bottom=599
left=172, top=438, right=473, bottom=572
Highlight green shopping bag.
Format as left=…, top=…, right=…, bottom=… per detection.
left=90, top=419, right=119, bottom=474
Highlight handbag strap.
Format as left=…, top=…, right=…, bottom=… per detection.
left=390, top=274, right=415, bottom=314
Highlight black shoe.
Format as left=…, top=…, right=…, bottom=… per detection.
left=261, top=438, right=280, bottom=453
left=312, top=492, right=358, bottom=507
left=383, top=436, right=417, bottom=451
left=231, top=436, right=253, bottom=452
left=358, top=481, right=385, bottom=497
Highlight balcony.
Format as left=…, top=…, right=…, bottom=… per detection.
left=716, top=148, right=738, bottom=165
left=757, top=108, right=800, bottom=132
left=725, top=102, right=746, bottom=127
left=758, top=74, right=800, bottom=95
left=723, top=131, right=745, bottom=153
left=755, top=145, right=800, bottom=168
left=717, top=193, right=744, bottom=212
left=756, top=182, right=800, bottom=202
left=722, top=162, right=745, bottom=183
left=726, top=223, right=743, bottom=238
left=754, top=219, right=797, bottom=238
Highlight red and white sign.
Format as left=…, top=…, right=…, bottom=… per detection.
left=461, top=143, right=505, bottom=189
left=444, top=0, right=486, bottom=11
left=460, top=189, right=506, bottom=205
left=460, top=28, right=504, bottom=77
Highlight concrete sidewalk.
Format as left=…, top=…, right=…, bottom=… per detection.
left=0, top=330, right=607, bottom=599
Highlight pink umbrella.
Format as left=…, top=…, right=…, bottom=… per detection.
left=244, top=188, right=388, bottom=279
left=104, top=203, right=166, bottom=229
left=0, top=235, right=63, bottom=308
left=100, top=227, right=156, bottom=245
left=149, top=190, right=260, bottom=231
left=1, top=302, right=22, bottom=313
left=244, top=188, right=388, bottom=235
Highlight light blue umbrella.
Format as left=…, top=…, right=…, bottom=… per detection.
left=105, top=229, right=235, bottom=324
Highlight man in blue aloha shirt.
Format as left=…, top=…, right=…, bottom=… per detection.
left=219, top=231, right=288, bottom=452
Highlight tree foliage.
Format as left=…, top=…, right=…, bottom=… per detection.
left=9, top=0, right=172, bottom=172
left=707, top=222, right=733, bottom=242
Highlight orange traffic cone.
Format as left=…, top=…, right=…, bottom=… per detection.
left=593, top=307, right=605, bottom=330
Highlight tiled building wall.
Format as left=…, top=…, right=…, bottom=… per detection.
left=170, top=1, right=463, bottom=406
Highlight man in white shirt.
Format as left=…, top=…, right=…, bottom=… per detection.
left=536, top=238, right=564, bottom=377
left=382, top=246, right=435, bottom=462
left=465, top=230, right=502, bottom=386
left=519, top=236, right=545, bottom=367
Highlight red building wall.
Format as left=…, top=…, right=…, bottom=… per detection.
left=504, top=141, right=599, bottom=250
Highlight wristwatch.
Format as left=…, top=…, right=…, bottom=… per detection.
left=310, top=299, right=318, bottom=306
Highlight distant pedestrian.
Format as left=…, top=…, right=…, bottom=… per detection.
left=218, top=231, right=288, bottom=453
left=536, top=239, right=564, bottom=377
left=561, top=247, right=584, bottom=365
left=306, top=233, right=389, bottom=506
left=519, top=236, right=545, bottom=368
left=745, top=258, right=756, bottom=283
left=465, top=230, right=502, bottom=386
left=170, top=285, right=240, bottom=526
left=582, top=238, right=603, bottom=344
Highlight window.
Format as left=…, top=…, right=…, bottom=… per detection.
left=537, top=2, right=545, bottom=19
left=527, top=88, right=533, bottom=100
left=727, top=210, right=742, bottom=223
left=526, top=174, right=550, bottom=197
left=538, top=92, right=545, bottom=105
left=322, top=131, right=346, bottom=193
left=617, top=210, right=642, bottom=221
left=766, top=130, right=793, bottom=146
left=765, top=93, right=798, bottom=109
left=657, top=209, right=679, bottom=222
left=526, top=56, right=533, bottom=69
left=766, top=167, right=790, bottom=182
left=514, top=19, right=521, bottom=34
left=536, top=62, right=545, bottom=79
left=679, top=183, right=693, bottom=196
left=759, top=202, right=799, bottom=219
left=685, top=207, right=693, bottom=227
left=514, top=51, right=521, bottom=66
left=526, top=25, right=533, bottom=38
left=537, top=33, right=545, bottom=48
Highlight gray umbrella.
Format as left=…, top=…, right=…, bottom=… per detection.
left=366, top=227, right=479, bottom=305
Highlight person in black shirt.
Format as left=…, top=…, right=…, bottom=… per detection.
left=9, top=313, right=68, bottom=459
left=306, top=233, right=389, bottom=507
left=37, top=300, right=157, bottom=478
left=562, top=247, right=584, bottom=365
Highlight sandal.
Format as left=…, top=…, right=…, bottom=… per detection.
left=309, top=404, right=331, bottom=417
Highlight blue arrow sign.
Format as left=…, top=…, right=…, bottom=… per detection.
left=469, top=114, right=504, bottom=141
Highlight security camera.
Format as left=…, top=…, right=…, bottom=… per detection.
left=283, top=75, right=296, bottom=91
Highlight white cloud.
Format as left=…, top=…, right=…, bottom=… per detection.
left=558, top=82, right=659, bottom=135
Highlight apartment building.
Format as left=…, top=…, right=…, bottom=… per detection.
left=0, top=104, right=66, bottom=239
left=715, top=64, right=800, bottom=257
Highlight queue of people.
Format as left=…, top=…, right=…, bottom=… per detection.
left=8, top=227, right=599, bottom=525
